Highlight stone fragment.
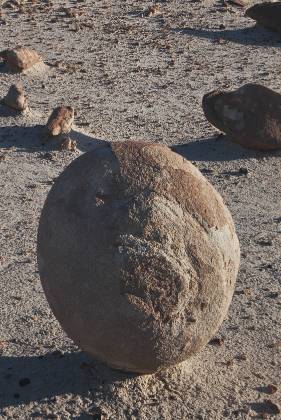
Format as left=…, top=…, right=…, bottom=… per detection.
left=46, top=106, right=74, bottom=137
left=202, top=83, right=281, bottom=150
left=37, top=141, right=240, bottom=374
left=0, top=46, right=42, bottom=72
left=246, top=2, right=281, bottom=35
left=145, top=4, right=160, bottom=16
left=1, top=84, right=28, bottom=111
left=60, top=137, right=77, bottom=152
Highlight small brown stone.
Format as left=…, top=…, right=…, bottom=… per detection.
left=202, top=83, right=281, bottom=150
left=146, top=4, right=161, bottom=16
left=46, top=106, right=74, bottom=137
left=0, top=46, right=42, bottom=72
left=1, top=84, right=28, bottom=111
left=246, top=2, right=281, bottom=35
left=60, top=137, right=77, bottom=152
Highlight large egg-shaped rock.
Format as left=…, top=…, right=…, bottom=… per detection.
left=37, top=141, right=240, bottom=373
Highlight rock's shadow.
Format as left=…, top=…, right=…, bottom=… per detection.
left=0, top=351, right=137, bottom=409
left=0, top=120, right=106, bottom=153
left=0, top=105, right=21, bottom=118
left=171, top=136, right=278, bottom=162
left=172, top=25, right=281, bottom=47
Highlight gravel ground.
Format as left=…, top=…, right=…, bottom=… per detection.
left=0, top=0, right=280, bottom=419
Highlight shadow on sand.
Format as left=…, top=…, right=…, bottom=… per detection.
left=0, top=351, right=138, bottom=411
left=171, top=135, right=280, bottom=162
left=0, top=111, right=106, bottom=154
left=172, top=25, right=281, bottom=47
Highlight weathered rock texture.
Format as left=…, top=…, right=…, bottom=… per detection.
left=37, top=141, right=240, bottom=374
left=246, top=2, right=281, bottom=35
left=46, top=106, right=74, bottom=137
left=202, top=83, right=281, bottom=150
left=1, top=83, right=27, bottom=111
left=0, top=46, right=42, bottom=72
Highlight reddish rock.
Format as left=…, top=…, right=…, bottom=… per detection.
left=0, top=46, right=42, bottom=72
left=46, top=106, right=74, bottom=137
left=202, top=83, right=281, bottom=150
left=1, top=84, right=27, bottom=111
left=246, top=2, right=281, bottom=35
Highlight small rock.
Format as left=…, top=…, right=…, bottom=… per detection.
left=145, top=4, right=161, bottom=16
left=60, top=137, right=77, bottom=152
left=246, top=2, right=281, bottom=35
left=209, top=336, right=225, bottom=346
left=1, top=84, right=28, bottom=111
left=235, top=353, right=247, bottom=361
left=243, top=287, right=252, bottom=296
left=46, top=106, right=74, bottom=137
left=0, top=340, right=8, bottom=352
left=202, top=83, right=281, bottom=150
left=239, top=167, right=248, bottom=175
left=257, top=238, right=273, bottom=246
left=267, top=292, right=279, bottom=299
left=0, top=46, right=42, bottom=72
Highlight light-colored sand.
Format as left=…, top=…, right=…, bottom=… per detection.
left=0, top=0, right=280, bottom=419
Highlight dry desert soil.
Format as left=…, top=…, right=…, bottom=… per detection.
left=0, top=0, right=280, bottom=419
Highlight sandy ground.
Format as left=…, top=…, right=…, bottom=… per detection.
left=0, top=0, right=280, bottom=418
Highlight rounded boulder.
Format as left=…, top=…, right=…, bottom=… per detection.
left=37, top=141, right=240, bottom=373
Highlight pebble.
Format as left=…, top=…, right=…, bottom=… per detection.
left=46, top=106, right=74, bottom=137
left=1, top=84, right=28, bottom=111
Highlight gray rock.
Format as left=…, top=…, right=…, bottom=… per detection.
left=37, top=141, right=240, bottom=373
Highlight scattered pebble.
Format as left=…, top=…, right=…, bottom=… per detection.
left=145, top=4, right=161, bottom=17
left=60, top=137, right=77, bottom=152
left=209, top=337, right=225, bottom=346
left=1, top=83, right=28, bottom=111
left=46, top=106, right=74, bottom=137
